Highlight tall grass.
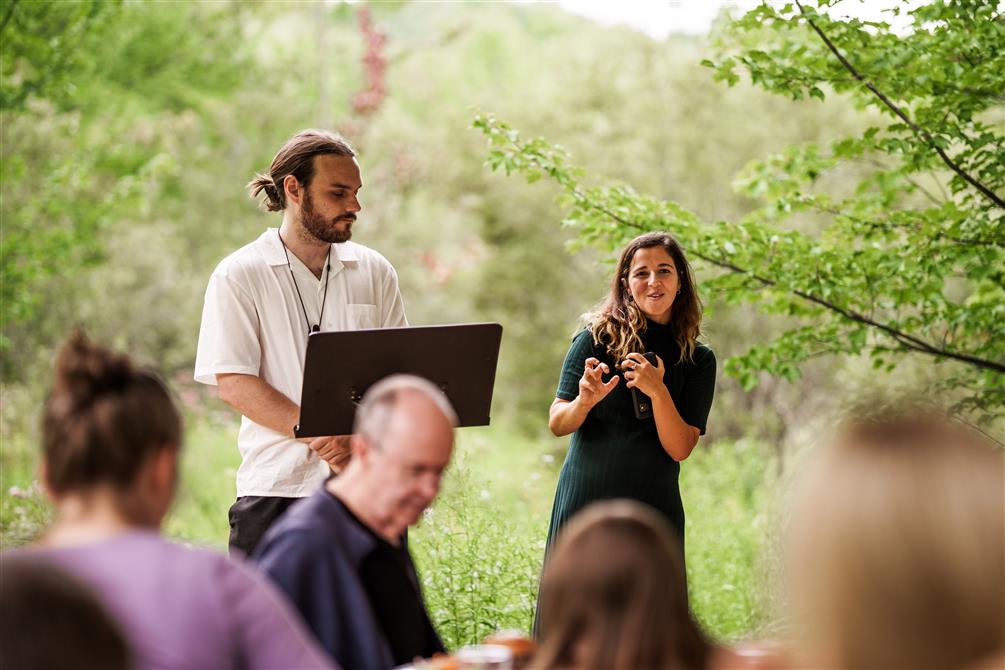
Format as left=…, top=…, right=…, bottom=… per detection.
left=681, top=438, right=781, bottom=640
left=410, top=428, right=781, bottom=647
left=409, top=425, right=555, bottom=649
left=411, top=464, right=544, bottom=649
left=1, top=417, right=780, bottom=646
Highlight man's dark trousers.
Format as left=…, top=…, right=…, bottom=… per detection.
left=228, top=496, right=298, bottom=557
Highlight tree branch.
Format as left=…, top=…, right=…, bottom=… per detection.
left=567, top=183, right=1005, bottom=374
left=816, top=205, right=1004, bottom=247
left=709, top=257, right=1003, bottom=371
left=793, top=0, right=1005, bottom=211
left=902, top=174, right=944, bottom=206
left=490, top=125, right=1005, bottom=376
left=851, top=157, right=947, bottom=206
left=932, top=82, right=1005, bottom=103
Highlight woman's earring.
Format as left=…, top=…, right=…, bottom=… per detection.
left=676, top=288, right=681, bottom=295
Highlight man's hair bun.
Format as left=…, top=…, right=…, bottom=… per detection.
left=247, top=173, right=284, bottom=212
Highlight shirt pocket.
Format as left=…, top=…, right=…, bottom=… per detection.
left=347, top=303, right=378, bottom=329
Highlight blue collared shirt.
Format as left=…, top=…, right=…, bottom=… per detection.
left=252, top=486, right=442, bottom=670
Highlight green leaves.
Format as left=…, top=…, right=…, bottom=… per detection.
left=476, top=1, right=1005, bottom=421
left=0, top=0, right=251, bottom=379
left=0, top=0, right=119, bottom=111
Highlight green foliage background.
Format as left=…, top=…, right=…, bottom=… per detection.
left=2, top=0, right=1001, bottom=649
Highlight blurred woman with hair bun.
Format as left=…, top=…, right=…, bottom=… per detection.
left=6, top=331, right=334, bottom=670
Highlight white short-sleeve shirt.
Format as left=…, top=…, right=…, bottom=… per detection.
left=194, top=228, right=408, bottom=497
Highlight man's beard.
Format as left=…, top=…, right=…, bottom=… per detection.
left=300, top=191, right=353, bottom=244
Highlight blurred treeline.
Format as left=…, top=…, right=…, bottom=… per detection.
left=4, top=0, right=883, bottom=449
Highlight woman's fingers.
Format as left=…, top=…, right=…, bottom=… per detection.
left=624, top=367, right=653, bottom=391
left=621, top=354, right=646, bottom=371
left=581, top=359, right=619, bottom=400
left=583, top=359, right=610, bottom=381
left=622, top=353, right=664, bottom=374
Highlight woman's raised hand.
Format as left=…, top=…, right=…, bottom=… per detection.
left=621, top=352, right=666, bottom=398
left=578, top=357, right=620, bottom=408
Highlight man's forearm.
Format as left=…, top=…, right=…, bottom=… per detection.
left=217, top=373, right=300, bottom=437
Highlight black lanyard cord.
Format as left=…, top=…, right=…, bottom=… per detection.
left=278, top=229, right=331, bottom=335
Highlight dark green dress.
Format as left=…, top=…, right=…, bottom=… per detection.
left=544, top=321, right=716, bottom=554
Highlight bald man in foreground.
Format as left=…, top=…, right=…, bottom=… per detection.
left=252, top=375, right=454, bottom=670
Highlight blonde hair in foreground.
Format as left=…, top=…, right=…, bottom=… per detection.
left=532, top=500, right=710, bottom=670
left=787, top=407, right=1005, bottom=670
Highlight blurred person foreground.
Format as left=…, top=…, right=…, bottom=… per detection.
left=0, top=332, right=334, bottom=670
left=0, top=556, right=131, bottom=670
left=785, top=406, right=1005, bottom=670
left=533, top=500, right=714, bottom=670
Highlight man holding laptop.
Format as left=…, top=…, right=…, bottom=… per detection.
left=194, top=129, right=407, bottom=556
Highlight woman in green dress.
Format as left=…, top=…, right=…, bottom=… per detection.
left=544, top=231, right=716, bottom=568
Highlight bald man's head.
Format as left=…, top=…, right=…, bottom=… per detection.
left=342, top=375, right=456, bottom=537
left=354, top=375, right=458, bottom=444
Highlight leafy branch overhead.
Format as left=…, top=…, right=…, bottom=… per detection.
left=475, top=0, right=1004, bottom=417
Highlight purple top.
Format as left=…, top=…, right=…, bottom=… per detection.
left=22, top=530, right=336, bottom=670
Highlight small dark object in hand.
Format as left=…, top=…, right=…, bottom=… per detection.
left=631, top=352, right=659, bottom=420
